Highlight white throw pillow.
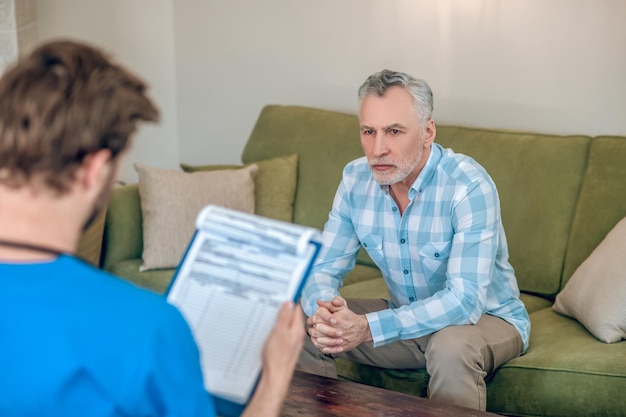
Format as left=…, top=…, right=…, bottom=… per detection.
left=553, top=217, right=626, bottom=343
left=135, top=163, right=257, bottom=271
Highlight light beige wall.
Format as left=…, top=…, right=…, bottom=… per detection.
left=34, top=0, right=626, bottom=172
left=15, top=0, right=37, bottom=56
left=0, top=0, right=37, bottom=84
left=0, top=0, right=18, bottom=71
left=37, top=0, right=178, bottom=183
left=174, top=0, right=626, bottom=166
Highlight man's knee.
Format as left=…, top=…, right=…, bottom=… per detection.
left=425, top=326, right=482, bottom=370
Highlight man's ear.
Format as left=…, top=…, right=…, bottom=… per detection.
left=423, top=119, right=436, bottom=147
left=79, top=149, right=114, bottom=192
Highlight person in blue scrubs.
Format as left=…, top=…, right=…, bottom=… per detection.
left=0, top=39, right=304, bottom=417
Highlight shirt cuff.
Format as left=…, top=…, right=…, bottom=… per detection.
left=365, top=309, right=401, bottom=348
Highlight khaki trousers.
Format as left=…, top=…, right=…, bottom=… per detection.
left=297, top=298, right=523, bottom=411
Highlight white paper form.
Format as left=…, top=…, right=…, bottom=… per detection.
left=166, top=205, right=321, bottom=405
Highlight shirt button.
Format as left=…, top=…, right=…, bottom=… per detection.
left=392, top=207, right=398, bottom=212
left=403, top=270, right=409, bottom=274
left=434, top=253, right=440, bottom=258
left=400, top=239, right=406, bottom=244
left=363, top=243, right=368, bottom=248
left=409, top=297, right=415, bottom=302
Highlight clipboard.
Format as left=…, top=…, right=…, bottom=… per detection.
left=165, top=205, right=321, bottom=416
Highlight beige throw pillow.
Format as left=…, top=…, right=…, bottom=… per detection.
left=135, top=163, right=257, bottom=271
left=553, top=217, right=626, bottom=343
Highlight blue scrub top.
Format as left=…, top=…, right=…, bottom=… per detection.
left=0, top=255, right=216, bottom=417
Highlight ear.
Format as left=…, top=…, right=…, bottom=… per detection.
left=78, top=149, right=114, bottom=193
left=423, top=119, right=436, bottom=147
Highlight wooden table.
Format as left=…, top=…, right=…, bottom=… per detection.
left=281, top=371, right=500, bottom=417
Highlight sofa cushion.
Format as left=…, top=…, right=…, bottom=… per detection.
left=553, top=216, right=626, bottom=343
left=518, top=293, right=553, bottom=314
left=180, top=153, right=298, bottom=222
left=135, top=163, right=257, bottom=271
left=76, top=208, right=107, bottom=266
left=486, top=308, right=626, bottom=417
left=108, top=259, right=173, bottom=294
left=340, top=275, right=389, bottom=299
left=342, top=264, right=384, bottom=287
left=435, top=126, right=590, bottom=297
left=102, top=183, right=144, bottom=271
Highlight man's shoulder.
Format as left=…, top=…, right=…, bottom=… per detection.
left=340, top=157, right=382, bottom=196
left=343, top=156, right=374, bottom=181
left=54, top=257, right=192, bottom=345
left=1, top=255, right=193, bottom=351
left=437, top=146, right=494, bottom=187
left=49, top=256, right=181, bottom=322
left=344, top=156, right=369, bottom=172
left=0, top=257, right=205, bottom=415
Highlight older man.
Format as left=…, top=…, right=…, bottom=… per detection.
left=298, top=69, right=530, bottom=411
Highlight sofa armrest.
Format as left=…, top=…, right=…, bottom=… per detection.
left=76, top=208, right=107, bottom=267
left=102, top=183, right=143, bottom=271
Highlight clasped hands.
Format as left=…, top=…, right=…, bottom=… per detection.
left=307, top=296, right=372, bottom=355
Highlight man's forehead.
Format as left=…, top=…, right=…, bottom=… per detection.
left=359, top=101, right=418, bottom=130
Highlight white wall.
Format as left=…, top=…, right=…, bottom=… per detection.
left=35, top=0, right=626, bottom=172
left=175, top=0, right=626, bottom=166
left=0, top=0, right=18, bottom=72
left=37, top=0, right=178, bottom=183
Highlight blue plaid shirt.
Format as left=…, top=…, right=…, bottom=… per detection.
left=301, top=144, right=530, bottom=351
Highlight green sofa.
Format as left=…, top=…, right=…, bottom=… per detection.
left=102, top=105, right=626, bottom=417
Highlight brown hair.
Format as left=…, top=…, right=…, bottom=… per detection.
left=0, top=39, right=159, bottom=193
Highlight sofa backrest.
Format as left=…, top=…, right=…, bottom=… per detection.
left=434, top=127, right=590, bottom=297
left=562, top=136, right=626, bottom=286
left=242, top=105, right=362, bottom=231
left=241, top=105, right=625, bottom=299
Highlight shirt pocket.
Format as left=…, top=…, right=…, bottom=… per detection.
left=418, top=240, right=452, bottom=282
left=360, top=234, right=388, bottom=272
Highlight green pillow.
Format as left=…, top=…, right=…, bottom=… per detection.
left=181, top=153, right=298, bottom=222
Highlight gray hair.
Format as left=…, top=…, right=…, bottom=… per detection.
left=358, top=69, right=433, bottom=126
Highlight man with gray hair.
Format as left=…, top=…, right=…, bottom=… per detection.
left=298, top=69, right=530, bottom=411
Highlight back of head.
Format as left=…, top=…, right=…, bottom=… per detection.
left=358, top=69, right=434, bottom=126
left=0, top=39, right=159, bottom=193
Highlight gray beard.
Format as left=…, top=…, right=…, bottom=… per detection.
left=370, top=152, right=423, bottom=186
